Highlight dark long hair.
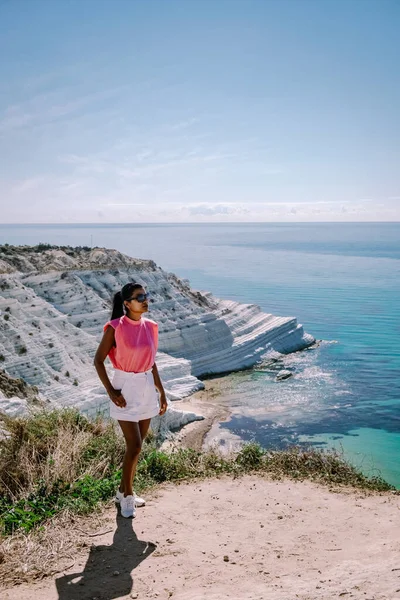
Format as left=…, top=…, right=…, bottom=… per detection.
left=111, top=282, right=144, bottom=320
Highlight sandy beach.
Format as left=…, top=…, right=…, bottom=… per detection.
left=2, top=474, right=399, bottom=600
left=161, top=377, right=234, bottom=452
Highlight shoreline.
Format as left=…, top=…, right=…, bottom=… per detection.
left=161, top=376, right=233, bottom=452
left=164, top=371, right=400, bottom=492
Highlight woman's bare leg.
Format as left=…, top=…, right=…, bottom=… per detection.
left=118, top=419, right=152, bottom=496
left=139, top=418, right=152, bottom=442
left=118, top=420, right=141, bottom=497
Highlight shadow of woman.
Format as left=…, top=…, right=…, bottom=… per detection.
left=55, top=513, right=156, bottom=600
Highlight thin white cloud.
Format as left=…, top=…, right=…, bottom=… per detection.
left=0, top=85, right=129, bottom=134
left=136, top=150, right=153, bottom=162
left=12, top=176, right=45, bottom=193
left=60, top=150, right=236, bottom=181
left=187, top=204, right=250, bottom=216
left=164, top=118, right=199, bottom=131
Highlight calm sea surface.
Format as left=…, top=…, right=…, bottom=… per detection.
left=1, top=222, right=400, bottom=487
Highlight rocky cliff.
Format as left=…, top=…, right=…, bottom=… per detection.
left=0, top=245, right=314, bottom=434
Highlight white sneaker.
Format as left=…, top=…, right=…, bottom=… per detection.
left=115, top=489, right=146, bottom=507
left=120, top=494, right=136, bottom=518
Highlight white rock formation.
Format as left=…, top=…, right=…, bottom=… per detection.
left=276, top=369, right=294, bottom=381
left=0, top=246, right=314, bottom=432
left=0, top=392, right=29, bottom=417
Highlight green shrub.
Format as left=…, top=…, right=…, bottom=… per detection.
left=235, top=442, right=265, bottom=468
left=139, top=450, right=170, bottom=482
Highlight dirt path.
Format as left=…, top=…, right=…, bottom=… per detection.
left=2, top=475, right=400, bottom=600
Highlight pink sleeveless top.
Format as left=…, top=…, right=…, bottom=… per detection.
left=103, top=315, right=158, bottom=373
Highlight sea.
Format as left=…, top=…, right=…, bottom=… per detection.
left=1, top=222, right=399, bottom=488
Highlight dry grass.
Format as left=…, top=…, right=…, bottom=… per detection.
left=0, top=408, right=126, bottom=586
left=4, top=425, right=93, bottom=498
left=0, top=409, right=125, bottom=501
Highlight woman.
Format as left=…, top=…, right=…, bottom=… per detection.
left=94, top=282, right=168, bottom=518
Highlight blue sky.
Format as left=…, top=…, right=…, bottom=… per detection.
left=0, top=0, right=399, bottom=223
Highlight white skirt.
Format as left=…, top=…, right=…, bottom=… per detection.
left=110, top=368, right=160, bottom=422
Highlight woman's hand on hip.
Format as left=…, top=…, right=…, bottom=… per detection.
left=159, top=392, right=168, bottom=416
left=109, top=388, right=127, bottom=408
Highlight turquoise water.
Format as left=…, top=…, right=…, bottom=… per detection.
left=1, top=222, right=400, bottom=487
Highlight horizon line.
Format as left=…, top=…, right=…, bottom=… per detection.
left=1, top=221, right=400, bottom=227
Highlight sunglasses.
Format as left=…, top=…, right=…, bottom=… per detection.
left=126, top=293, right=149, bottom=303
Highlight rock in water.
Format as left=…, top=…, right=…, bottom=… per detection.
left=276, top=370, right=293, bottom=381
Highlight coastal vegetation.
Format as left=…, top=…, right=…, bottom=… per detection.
left=0, top=408, right=394, bottom=538
left=1, top=243, right=92, bottom=255
left=0, top=369, right=39, bottom=402
left=0, top=243, right=157, bottom=275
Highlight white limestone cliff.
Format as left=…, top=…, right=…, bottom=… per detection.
left=0, top=245, right=314, bottom=433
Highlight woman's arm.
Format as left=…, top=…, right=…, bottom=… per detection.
left=94, top=327, right=126, bottom=408
left=152, top=362, right=168, bottom=415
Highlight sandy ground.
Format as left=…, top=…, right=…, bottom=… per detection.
left=2, top=474, right=400, bottom=600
